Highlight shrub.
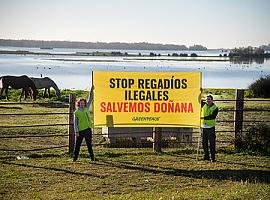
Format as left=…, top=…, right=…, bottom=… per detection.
left=179, top=53, right=188, bottom=57
left=248, top=75, right=270, bottom=98
left=242, top=123, right=270, bottom=155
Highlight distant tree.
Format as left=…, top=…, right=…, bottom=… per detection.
left=190, top=53, right=198, bottom=57
left=259, top=44, right=270, bottom=51
left=179, top=53, right=188, bottom=57
left=188, top=45, right=207, bottom=51
left=229, top=46, right=265, bottom=57
left=111, top=51, right=122, bottom=56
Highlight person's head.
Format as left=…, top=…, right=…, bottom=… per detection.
left=77, top=98, right=87, bottom=108
left=205, top=95, right=214, bottom=106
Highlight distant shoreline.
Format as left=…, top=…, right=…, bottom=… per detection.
left=0, top=49, right=230, bottom=62
left=1, top=49, right=268, bottom=63
left=0, top=49, right=226, bottom=57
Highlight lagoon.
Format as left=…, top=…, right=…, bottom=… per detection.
left=0, top=46, right=269, bottom=90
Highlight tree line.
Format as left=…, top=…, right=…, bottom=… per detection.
left=229, top=46, right=270, bottom=58
left=0, top=39, right=207, bottom=51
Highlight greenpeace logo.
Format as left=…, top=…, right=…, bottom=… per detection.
left=132, top=116, right=160, bottom=121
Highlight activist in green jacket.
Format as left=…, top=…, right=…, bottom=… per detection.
left=74, top=106, right=93, bottom=131
left=73, top=86, right=96, bottom=162
left=201, top=103, right=218, bottom=127
left=201, top=95, right=219, bottom=162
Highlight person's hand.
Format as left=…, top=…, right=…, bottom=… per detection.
left=75, top=132, right=79, bottom=138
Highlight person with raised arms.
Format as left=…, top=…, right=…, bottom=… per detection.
left=73, top=86, right=96, bottom=162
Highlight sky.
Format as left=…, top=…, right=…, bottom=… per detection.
left=0, top=0, right=269, bottom=49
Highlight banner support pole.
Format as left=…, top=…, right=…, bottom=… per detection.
left=196, top=127, right=201, bottom=160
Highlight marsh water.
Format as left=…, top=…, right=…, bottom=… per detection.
left=0, top=46, right=269, bottom=90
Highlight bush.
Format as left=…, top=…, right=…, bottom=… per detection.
left=248, top=75, right=270, bottom=98
left=242, top=123, right=270, bottom=155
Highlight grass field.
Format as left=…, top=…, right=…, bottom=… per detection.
left=0, top=89, right=269, bottom=199
left=0, top=149, right=270, bottom=199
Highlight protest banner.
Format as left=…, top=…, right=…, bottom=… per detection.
left=93, top=71, right=201, bottom=127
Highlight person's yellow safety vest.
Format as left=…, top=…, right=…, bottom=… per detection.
left=201, top=103, right=218, bottom=127
left=74, top=108, right=93, bottom=131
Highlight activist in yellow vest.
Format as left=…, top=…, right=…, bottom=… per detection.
left=74, top=108, right=93, bottom=131
left=201, top=103, right=218, bottom=127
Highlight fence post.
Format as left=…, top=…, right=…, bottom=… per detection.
left=68, top=93, right=76, bottom=156
left=234, top=89, right=244, bottom=148
left=153, top=127, right=162, bottom=152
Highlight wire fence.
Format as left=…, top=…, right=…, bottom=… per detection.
left=0, top=95, right=269, bottom=153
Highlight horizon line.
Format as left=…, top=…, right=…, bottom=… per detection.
left=0, top=38, right=269, bottom=50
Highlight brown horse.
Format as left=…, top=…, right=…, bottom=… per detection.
left=0, top=75, right=38, bottom=101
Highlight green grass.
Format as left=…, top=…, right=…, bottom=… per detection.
left=0, top=149, right=269, bottom=200
left=0, top=88, right=270, bottom=199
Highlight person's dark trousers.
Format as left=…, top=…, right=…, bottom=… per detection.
left=73, top=128, right=95, bottom=161
left=202, top=127, right=216, bottom=161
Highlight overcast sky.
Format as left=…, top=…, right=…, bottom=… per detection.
left=0, top=0, right=269, bottom=48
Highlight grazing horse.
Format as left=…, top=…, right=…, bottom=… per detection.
left=0, top=75, right=38, bottom=101
left=30, top=77, right=61, bottom=98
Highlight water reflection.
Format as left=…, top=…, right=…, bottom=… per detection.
left=229, top=57, right=268, bottom=64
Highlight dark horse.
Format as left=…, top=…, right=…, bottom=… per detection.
left=0, top=75, right=38, bottom=101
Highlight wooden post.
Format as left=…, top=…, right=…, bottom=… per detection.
left=68, top=93, right=76, bottom=156
left=153, top=127, right=162, bottom=152
left=234, top=89, right=244, bottom=148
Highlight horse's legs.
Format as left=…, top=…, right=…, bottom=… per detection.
left=48, top=88, right=51, bottom=98
left=43, top=88, right=47, bottom=98
left=28, top=88, right=33, bottom=99
left=24, top=88, right=29, bottom=100
left=20, top=88, right=24, bottom=102
left=5, top=88, right=9, bottom=100
left=24, top=89, right=27, bottom=100
left=0, top=87, right=4, bottom=97
left=24, top=88, right=32, bottom=100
